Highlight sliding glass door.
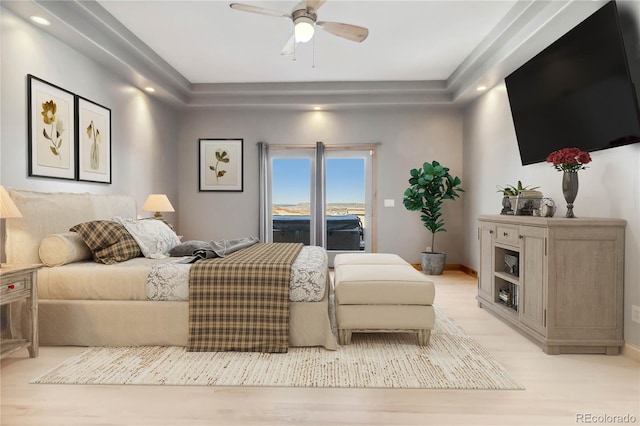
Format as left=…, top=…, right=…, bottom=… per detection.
left=265, top=144, right=374, bottom=265
left=325, top=151, right=371, bottom=254
left=270, top=152, right=315, bottom=245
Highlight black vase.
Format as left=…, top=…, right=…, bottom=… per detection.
left=562, top=171, right=579, bottom=218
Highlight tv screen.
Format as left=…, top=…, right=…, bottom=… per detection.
left=505, top=1, right=640, bottom=166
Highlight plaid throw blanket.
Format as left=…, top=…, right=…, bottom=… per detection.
left=187, top=242, right=303, bottom=353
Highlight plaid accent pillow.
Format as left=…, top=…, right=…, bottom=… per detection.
left=70, top=220, right=141, bottom=264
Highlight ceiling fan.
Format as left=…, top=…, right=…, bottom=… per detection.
left=229, top=0, right=369, bottom=55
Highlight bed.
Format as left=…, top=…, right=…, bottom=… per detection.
left=6, top=189, right=337, bottom=350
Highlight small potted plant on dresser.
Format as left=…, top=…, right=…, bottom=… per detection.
left=496, top=181, right=539, bottom=214
left=403, top=160, right=464, bottom=275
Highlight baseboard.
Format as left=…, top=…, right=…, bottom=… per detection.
left=411, top=263, right=478, bottom=278
left=622, top=342, right=640, bottom=361
left=460, top=265, right=478, bottom=278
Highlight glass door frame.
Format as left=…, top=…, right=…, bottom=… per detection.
left=266, top=147, right=317, bottom=246
left=324, top=147, right=374, bottom=264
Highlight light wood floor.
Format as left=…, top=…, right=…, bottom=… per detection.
left=1, top=271, right=638, bottom=425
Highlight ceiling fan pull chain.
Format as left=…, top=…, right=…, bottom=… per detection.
left=293, top=32, right=297, bottom=62
left=312, top=32, right=316, bottom=68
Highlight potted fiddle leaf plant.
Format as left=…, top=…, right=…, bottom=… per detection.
left=403, top=160, right=464, bottom=275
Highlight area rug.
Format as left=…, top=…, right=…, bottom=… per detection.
left=32, top=308, right=523, bottom=389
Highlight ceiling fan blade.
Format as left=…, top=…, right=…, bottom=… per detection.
left=229, top=3, right=290, bottom=19
left=306, top=0, right=326, bottom=12
left=316, top=21, right=369, bottom=42
left=280, top=33, right=296, bottom=56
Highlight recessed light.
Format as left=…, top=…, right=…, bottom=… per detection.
left=476, top=85, right=488, bottom=92
left=30, top=16, right=51, bottom=26
left=313, top=107, right=321, bottom=110
left=144, top=87, right=156, bottom=93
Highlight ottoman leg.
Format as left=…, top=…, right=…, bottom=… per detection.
left=417, top=329, right=431, bottom=346
left=338, top=329, right=352, bottom=345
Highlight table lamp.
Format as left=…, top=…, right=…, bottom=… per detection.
left=1, top=186, right=23, bottom=267
left=142, top=194, right=175, bottom=218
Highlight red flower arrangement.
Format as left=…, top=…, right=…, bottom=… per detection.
left=546, top=147, right=592, bottom=172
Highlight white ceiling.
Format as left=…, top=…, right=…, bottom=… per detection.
left=97, top=0, right=517, bottom=84
left=3, top=0, right=605, bottom=107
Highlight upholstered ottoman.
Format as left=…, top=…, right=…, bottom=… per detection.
left=334, top=253, right=435, bottom=346
left=333, top=252, right=411, bottom=267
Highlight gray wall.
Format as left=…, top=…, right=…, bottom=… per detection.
left=177, top=106, right=465, bottom=264
left=462, top=0, right=640, bottom=347
left=0, top=8, right=181, bottom=223
left=461, top=84, right=640, bottom=346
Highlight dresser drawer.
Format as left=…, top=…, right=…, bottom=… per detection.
left=1, top=279, right=28, bottom=295
left=496, top=225, right=520, bottom=246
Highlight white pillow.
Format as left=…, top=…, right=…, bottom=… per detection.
left=39, top=232, right=93, bottom=266
left=112, top=217, right=180, bottom=259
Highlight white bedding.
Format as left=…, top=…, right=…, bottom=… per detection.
left=38, top=246, right=328, bottom=303
left=38, top=257, right=173, bottom=300
left=147, top=246, right=328, bottom=302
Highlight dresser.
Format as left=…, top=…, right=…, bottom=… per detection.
left=477, top=215, right=625, bottom=355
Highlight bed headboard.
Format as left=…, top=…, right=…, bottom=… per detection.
left=6, top=189, right=136, bottom=265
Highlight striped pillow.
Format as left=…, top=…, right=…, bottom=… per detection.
left=70, top=220, right=141, bottom=264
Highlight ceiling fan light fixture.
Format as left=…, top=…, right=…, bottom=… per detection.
left=294, top=17, right=315, bottom=43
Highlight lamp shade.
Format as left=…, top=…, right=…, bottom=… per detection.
left=142, top=194, right=174, bottom=218
left=0, top=186, right=22, bottom=218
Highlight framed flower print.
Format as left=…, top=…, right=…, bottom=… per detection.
left=28, top=75, right=76, bottom=180
left=77, top=96, right=112, bottom=184
left=199, top=138, right=243, bottom=192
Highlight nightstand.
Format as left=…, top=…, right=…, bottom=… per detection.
left=1, top=264, right=41, bottom=358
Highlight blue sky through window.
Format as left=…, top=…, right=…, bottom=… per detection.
left=327, top=158, right=365, bottom=203
left=272, top=158, right=310, bottom=205
left=272, top=157, right=365, bottom=205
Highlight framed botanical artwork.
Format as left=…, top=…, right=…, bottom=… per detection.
left=77, top=96, right=112, bottom=184
left=199, top=138, right=243, bottom=192
left=28, top=74, right=77, bottom=180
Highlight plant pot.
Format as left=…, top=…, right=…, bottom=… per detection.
left=421, top=252, right=446, bottom=275
left=500, top=195, right=512, bottom=215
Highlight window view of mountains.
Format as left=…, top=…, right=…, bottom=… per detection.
left=272, top=203, right=365, bottom=217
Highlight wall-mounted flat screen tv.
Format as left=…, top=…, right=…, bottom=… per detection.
left=505, top=1, right=640, bottom=166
